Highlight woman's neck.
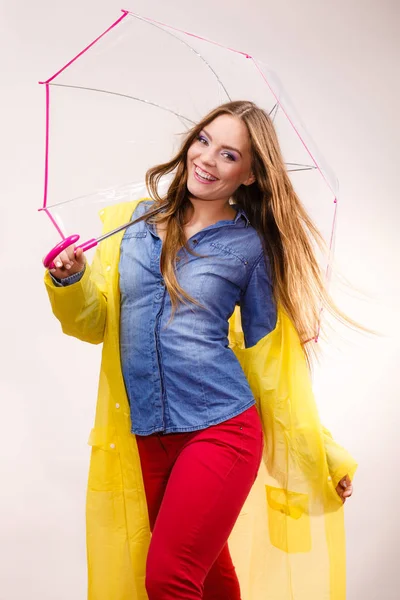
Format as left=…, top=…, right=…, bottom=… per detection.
left=185, top=196, right=236, bottom=228
left=155, top=196, right=236, bottom=243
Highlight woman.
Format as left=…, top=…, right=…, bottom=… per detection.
left=45, top=101, right=358, bottom=600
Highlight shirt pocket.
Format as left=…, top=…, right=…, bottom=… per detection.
left=206, top=241, right=250, bottom=290
left=210, top=241, right=250, bottom=266
left=186, top=240, right=249, bottom=305
left=122, top=230, right=148, bottom=240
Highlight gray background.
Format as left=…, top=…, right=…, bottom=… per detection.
left=0, top=0, right=398, bottom=598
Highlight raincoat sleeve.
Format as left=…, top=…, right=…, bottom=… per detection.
left=322, top=425, right=358, bottom=487
left=44, top=243, right=107, bottom=345
left=49, top=268, right=86, bottom=286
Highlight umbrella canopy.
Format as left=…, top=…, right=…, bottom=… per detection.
left=39, top=10, right=338, bottom=257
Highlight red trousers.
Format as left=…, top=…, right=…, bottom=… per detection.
left=135, top=404, right=263, bottom=600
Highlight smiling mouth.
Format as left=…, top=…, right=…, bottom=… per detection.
left=194, top=164, right=218, bottom=182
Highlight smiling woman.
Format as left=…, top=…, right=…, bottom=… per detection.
left=187, top=116, right=255, bottom=194
left=45, top=99, right=363, bottom=600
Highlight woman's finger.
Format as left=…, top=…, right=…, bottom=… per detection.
left=65, top=245, right=76, bottom=264
left=74, top=246, right=86, bottom=267
left=57, top=250, right=72, bottom=270
left=54, top=257, right=64, bottom=269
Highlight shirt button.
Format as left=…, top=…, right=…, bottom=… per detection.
left=160, top=280, right=165, bottom=286
left=110, top=443, right=116, bottom=450
left=115, top=403, right=120, bottom=409
left=192, top=239, right=198, bottom=245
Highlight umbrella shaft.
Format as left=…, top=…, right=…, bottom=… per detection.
left=96, top=219, right=137, bottom=243
left=95, top=202, right=168, bottom=244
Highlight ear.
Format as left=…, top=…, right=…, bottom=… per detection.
left=243, top=172, right=256, bottom=186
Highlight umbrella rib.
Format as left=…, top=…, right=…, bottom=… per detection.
left=130, top=13, right=232, bottom=102
left=269, top=103, right=279, bottom=121
left=286, top=166, right=316, bottom=172
left=268, top=106, right=317, bottom=174
left=286, top=162, right=317, bottom=171
left=48, top=83, right=196, bottom=125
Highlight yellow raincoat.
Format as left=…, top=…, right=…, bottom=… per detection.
left=45, top=199, right=358, bottom=600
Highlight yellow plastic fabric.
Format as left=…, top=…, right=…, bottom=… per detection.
left=44, top=199, right=358, bottom=600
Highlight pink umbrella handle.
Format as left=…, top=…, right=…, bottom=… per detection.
left=43, top=235, right=100, bottom=269
left=43, top=235, right=99, bottom=269
left=43, top=235, right=80, bottom=269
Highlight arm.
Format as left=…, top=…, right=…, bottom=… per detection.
left=240, top=251, right=277, bottom=348
left=322, top=425, right=358, bottom=489
left=240, top=252, right=357, bottom=493
left=44, top=244, right=107, bottom=345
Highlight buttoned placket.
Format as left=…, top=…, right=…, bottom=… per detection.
left=144, top=207, right=249, bottom=432
left=149, top=233, right=167, bottom=430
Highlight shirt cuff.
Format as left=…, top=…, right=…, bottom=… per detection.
left=49, top=266, right=86, bottom=287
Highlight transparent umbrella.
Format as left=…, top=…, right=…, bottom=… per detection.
left=39, top=9, right=339, bottom=338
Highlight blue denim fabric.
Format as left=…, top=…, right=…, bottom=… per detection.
left=50, top=266, right=86, bottom=287
left=119, top=201, right=277, bottom=435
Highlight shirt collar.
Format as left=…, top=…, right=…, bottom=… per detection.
left=232, top=203, right=250, bottom=227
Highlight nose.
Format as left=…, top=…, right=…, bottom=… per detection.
left=201, top=148, right=217, bottom=167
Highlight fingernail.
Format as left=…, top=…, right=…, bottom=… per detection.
left=50, top=269, right=56, bottom=273
left=66, top=264, right=71, bottom=269
left=56, top=261, right=62, bottom=268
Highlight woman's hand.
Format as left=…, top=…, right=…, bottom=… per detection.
left=336, top=474, right=353, bottom=503
left=47, top=245, right=86, bottom=280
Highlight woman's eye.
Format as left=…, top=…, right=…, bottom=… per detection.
left=196, top=136, right=235, bottom=161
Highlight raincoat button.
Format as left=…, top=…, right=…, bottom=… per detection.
left=327, top=475, right=332, bottom=481
left=115, top=403, right=120, bottom=409
left=110, top=443, right=115, bottom=449
left=106, top=265, right=111, bottom=272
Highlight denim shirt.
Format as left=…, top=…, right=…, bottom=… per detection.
left=53, top=200, right=277, bottom=435
left=118, top=200, right=277, bottom=435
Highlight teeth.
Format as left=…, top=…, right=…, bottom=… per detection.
left=195, top=166, right=217, bottom=181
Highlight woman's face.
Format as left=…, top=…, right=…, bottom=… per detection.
left=186, top=114, right=255, bottom=203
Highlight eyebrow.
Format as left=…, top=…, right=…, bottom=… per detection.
left=202, top=128, right=242, bottom=157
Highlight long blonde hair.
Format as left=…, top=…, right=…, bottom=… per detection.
left=140, top=100, right=377, bottom=368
